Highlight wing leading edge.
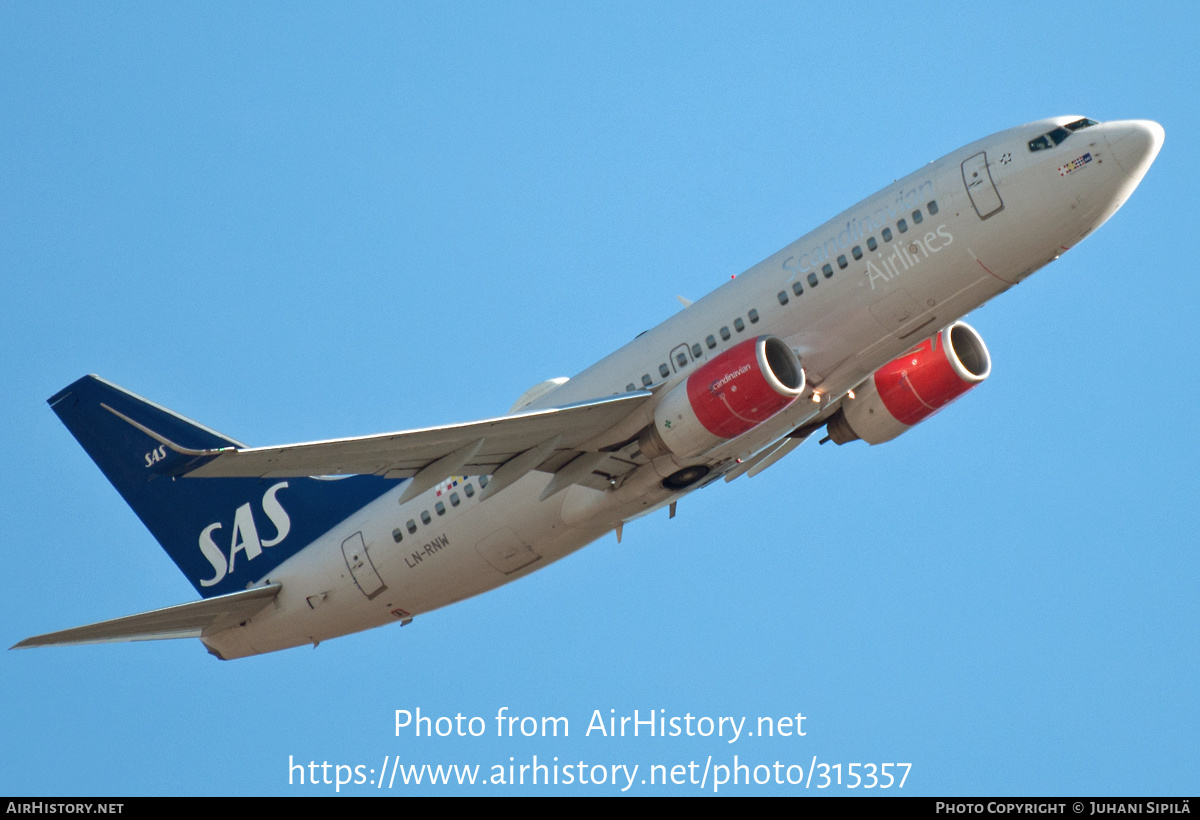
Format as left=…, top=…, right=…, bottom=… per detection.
left=113, top=390, right=654, bottom=495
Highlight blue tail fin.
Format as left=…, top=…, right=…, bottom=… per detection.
left=50, top=376, right=399, bottom=597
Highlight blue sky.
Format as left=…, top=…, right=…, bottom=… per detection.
left=2, top=2, right=1196, bottom=796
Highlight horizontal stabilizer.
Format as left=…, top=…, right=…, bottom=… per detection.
left=12, top=584, right=280, bottom=649
left=165, top=392, right=653, bottom=480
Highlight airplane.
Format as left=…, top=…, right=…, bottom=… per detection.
left=15, top=115, right=1163, bottom=660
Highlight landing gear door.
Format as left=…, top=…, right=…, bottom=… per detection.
left=962, top=152, right=1004, bottom=219
left=342, top=531, right=387, bottom=599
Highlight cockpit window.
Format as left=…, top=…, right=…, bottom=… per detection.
left=1028, top=126, right=1072, bottom=152
left=1065, top=118, right=1098, bottom=132
left=1047, top=126, right=1071, bottom=145
left=1028, top=134, right=1053, bottom=151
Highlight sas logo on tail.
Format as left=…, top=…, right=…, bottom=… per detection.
left=198, top=482, right=291, bottom=587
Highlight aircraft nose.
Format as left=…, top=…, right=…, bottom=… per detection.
left=1104, top=119, right=1165, bottom=182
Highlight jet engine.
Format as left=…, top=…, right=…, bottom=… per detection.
left=825, top=321, right=990, bottom=445
left=640, top=335, right=805, bottom=459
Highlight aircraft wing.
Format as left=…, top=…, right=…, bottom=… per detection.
left=111, top=391, right=654, bottom=494
left=12, top=584, right=281, bottom=648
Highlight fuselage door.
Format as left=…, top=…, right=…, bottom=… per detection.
left=669, top=343, right=692, bottom=374
left=961, top=152, right=1004, bottom=219
left=475, top=527, right=540, bottom=575
left=342, top=531, right=387, bottom=599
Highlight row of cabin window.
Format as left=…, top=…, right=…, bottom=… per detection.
left=619, top=199, right=944, bottom=392
left=623, top=309, right=762, bottom=392
left=391, top=475, right=490, bottom=543
left=776, top=200, right=940, bottom=306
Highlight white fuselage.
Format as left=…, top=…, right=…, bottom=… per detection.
left=203, top=117, right=1161, bottom=659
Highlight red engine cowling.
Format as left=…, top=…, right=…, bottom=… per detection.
left=644, top=335, right=805, bottom=459
left=826, top=321, right=991, bottom=445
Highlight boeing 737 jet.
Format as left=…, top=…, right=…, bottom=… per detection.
left=16, top=116, right=1163, bottom=659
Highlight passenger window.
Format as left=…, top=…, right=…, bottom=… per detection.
left=479, top=475, right=489, bottom=488
left=897, top=218, right=908, bottom=233
left=720, top=326, right=731, bottom=341
left=822, top=263, right=833, bottom=278
left=867, top=236, right=877, bottom=251
left=792, top=281, right=803, bottom=296
left=748, top=309, right=759, bottom=324
left=882, top=227, right=893, bottom=242
left=626, top=383, right=636, bottom=392
left=641, top=374, right=652, bottom=387
left=852, top=246, right=862, bottom=260
left=807, top=272, right=819, bottom=287
left=734, top=317, right=745, bottom=332
left=928, top=200, right=939, bottom=215
left=392, top=528, right=403, bottom=543
left=675, top=352, right=687, bottom=368
left=778, top=290, right=789, bottom=305
left=464, top=483, right=475, bottom=498
left=420, top=510, right=431, bottom=525
left=435, top=501, right=445, bottom=516
left=406, top=519, right=417, bottom=534
left=450, top=492, right=460, bottom=507
left=691, top=343, right=702, bottom=357
left=659, top=363, right=670, bottom=378
left=912, top=209, right=923, bottom=224
left=706, top=334, right=717, bottom=349
left=837, top=254, right=848, bottom=269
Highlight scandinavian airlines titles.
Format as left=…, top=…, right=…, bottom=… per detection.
left=783, top=180, right=935, bottom=274
left=864, top=224, right=953, bottom=289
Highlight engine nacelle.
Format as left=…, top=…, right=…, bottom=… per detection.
left=641, top=335, right=805, bottom=459
left=826, top=321, right=991, bottom=445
